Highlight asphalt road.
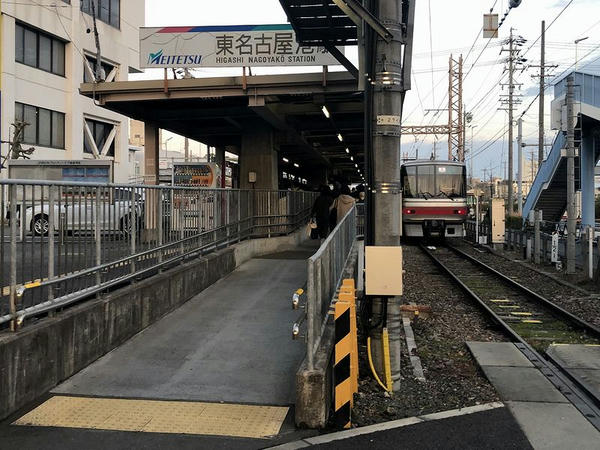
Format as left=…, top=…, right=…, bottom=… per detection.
left=310, top=407, right=533, bottom=450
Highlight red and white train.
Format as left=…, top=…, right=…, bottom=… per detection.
left=401, top=160, right=468, bottom=238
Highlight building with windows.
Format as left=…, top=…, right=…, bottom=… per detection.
left=0, top=0, right=144, bottom=182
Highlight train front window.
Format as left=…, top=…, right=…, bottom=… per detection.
left=436, top=166, right=465, bottom=198
left=402, top=166, right=417, bottom=198
left=401, top=164, right=466, bottom=199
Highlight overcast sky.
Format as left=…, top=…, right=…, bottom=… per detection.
left=143, top=0, right=600, bottom=178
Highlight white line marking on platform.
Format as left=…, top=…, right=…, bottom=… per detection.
left=267, top=402, right=505, bottom=449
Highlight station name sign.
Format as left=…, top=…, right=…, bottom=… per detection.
left=139, top=24, right=342, bottom=69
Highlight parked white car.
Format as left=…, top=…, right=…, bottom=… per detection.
left=23, top=188, right=144, bottom=236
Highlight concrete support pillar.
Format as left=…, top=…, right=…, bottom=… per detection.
left=581, top=132, right=595, bottom=228
left=239, top=129, right=278, bottom=190
left=144, top=122, right=160, bottom=185
left=215, top=146, right=226, bottom=188
left=142, top=123, right=160, bottom=242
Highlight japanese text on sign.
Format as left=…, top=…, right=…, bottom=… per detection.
left=140, top=25, right=343, bottom=68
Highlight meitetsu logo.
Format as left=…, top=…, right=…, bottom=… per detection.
left=148, top=49, right=202, bottom=66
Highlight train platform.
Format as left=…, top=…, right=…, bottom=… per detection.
left=269, top=403, right=531, bottom=449
left=0, top=243, right=320, bottom=449
left=467, top=342, right=600, bottom=449
left=270, top=342, right=600, bottom=450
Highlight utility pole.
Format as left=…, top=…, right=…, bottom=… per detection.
left=538, top=21, right=545, bottom=167
left=566, top=75, right=576, bottom=274
left=517, top=117, right=523, bottom=215
left=531, top=21, right=557, bottom=170
left=507, top=28, right=514, bottom=215
left=500, top=29, right=525, bottom=215
left=184, top=137, right=190, bottom=161
left=370, top=0, right=407, bottom=391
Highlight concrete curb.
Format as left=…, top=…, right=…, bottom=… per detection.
left=267, top=402, right=504, bottom=449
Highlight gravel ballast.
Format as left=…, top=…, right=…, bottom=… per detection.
left=352, top=244, right=505, bottom=427
left=454, top=241, right=600, bottom=328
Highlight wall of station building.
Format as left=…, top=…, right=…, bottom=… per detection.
left=0, top=0, right=144, bottom=183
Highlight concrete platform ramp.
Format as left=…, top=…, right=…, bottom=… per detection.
left=8, top=249, right=318, bottom=442
left=52, top=255, right=311, bottom=405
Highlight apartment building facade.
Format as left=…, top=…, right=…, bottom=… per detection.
left=0, top=0, right=144, bottom=182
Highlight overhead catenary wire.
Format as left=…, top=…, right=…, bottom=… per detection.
left=520, top=0, right=575, bottom=58
left=427, top=0, right=436, bottom=107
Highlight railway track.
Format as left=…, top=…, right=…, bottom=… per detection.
left=421, top=243, right=600, bottom=430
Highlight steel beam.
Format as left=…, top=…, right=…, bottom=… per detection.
left=401, top=125, right=452, bottom=136
left=324, top=43, right=359, bottom=79
left=332, top=0, right=393, bottom=43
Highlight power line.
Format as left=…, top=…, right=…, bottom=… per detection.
left=427, top=0, right=435, bottom=107
left=521, top=0, right=574, bottom=58
left=519, top=42, right=600, bottom=119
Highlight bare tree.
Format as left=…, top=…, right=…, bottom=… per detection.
left=1, top=121, right=36, bottom=167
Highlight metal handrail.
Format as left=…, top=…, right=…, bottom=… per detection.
left=0, top=182, right=316, bottom=329
left=306, top=205, right=357, bottom=369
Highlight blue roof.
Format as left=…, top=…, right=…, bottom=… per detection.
left=554, top=70, right=600, bottom=109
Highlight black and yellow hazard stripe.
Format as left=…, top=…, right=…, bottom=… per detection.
left=334, top=298, right=353, bottom=428
left=339, top=280, right=358, bottom=394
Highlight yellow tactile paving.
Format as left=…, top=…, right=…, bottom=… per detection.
left=13, top=396, right=288, bottom=439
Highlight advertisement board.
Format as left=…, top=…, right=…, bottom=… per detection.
left=172, top=162, right=221, bottom=188
left=140, top=24, right=341, bottom=68
left=8, top=160, right=113, bottom=183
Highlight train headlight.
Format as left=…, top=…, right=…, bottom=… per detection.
left=403, top=208, right=416, bottom=215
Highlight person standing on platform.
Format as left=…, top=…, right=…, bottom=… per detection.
left=311, top=185, right=333, bottom=240
left=332, top=185, right=355, bottom=224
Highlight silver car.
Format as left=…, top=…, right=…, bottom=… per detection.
left=24, top=187, right=143, bottom=236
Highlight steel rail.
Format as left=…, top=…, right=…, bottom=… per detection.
left=447, top=244, right=600, bottom=337
left=420, top=244, right=600, bottom=430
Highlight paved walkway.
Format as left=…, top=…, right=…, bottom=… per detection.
left=1, top=245, right=320, bottom=448
left=52, top=253, right=310, bottom=405
left=467, top=341, right=600, bottom=449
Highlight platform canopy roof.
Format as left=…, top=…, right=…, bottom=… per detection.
left=80, top=72, right=365, bottom=182
left=279, top=0, right=359, bottom=46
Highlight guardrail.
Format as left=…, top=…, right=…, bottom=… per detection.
left=305, top=205, right=356, bottom=370
left=0, top=180, right=316, bottom=330
left=356, top=202, right=365, bottom=238
left=466, top=220, right=596, bottom=273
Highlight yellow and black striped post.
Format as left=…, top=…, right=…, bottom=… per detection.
left=334, top=278, right=358, bottom=429
left=339, top=280, right=358, bottom=394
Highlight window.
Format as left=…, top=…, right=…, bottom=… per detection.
left=15, top=23, right=65, bottom=76
left=85, top=119, right=115, bottom=157
left=83, top=55, right=116, bottom=83
left=81, top=0, right=120, bottom=29
left=401, top=164, right=466, bottom=199
left=15, top=102, right=65, bottom=149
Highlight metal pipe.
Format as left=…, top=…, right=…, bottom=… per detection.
left=9, top=185, right=17, bottom=330
left=566, top=75, right=576, bottom=274
left=48, top=186, right=56, bottom=303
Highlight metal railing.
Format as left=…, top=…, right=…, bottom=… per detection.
left=356, top=202, right=365, bottom=238
left=0, top=180, right=315, bottom=329
left=466, top=220, right=598, bottom=273
left=305, top=205, right=357, bottom=369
